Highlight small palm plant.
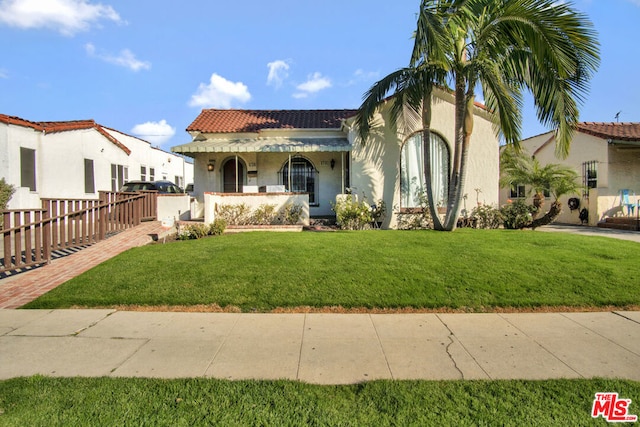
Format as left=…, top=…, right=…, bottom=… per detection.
left=500, top=147, right=583, bottom=228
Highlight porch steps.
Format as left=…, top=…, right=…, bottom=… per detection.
left=597, top=216, right=640, bottom=231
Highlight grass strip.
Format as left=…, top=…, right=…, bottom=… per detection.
left=1, top=377, right=638, bottom=426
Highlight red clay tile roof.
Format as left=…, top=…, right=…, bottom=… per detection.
left=0, top=114, right=131, bottom=155
left=187, top=109, right=358, bottom=133
left=577, top=122, right=640, bottom=141
left=0, top=114, right=44, bottom=131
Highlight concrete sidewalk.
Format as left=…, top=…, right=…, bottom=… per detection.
left=1, top=309, right=638, bottom=384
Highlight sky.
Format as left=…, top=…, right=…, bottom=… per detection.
left=0, top=0, right=639, bottom=152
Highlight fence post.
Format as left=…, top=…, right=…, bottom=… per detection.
left=24, top=211, right=32, bottom=266
left=13, top=212, right=22, bottom=268
left=3, top=211, right=11, bottom=270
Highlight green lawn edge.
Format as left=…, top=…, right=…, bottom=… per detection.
left=1, top=377, right=638, bottom=426
left=23, top=230, right=640, bottom=312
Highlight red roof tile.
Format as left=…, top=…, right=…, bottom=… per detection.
left=187, top=109, right=358, bottom=133
left=577, top=122, right=640, bottom=141
left=0, top=114, right=44, bottom=131
left=0, top=114, right=131, bottom=155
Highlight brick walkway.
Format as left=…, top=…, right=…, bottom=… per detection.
left=0, top=221, right=168, bottom=309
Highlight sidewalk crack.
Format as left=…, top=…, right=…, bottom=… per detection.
left=444, top=334, right=464, bottom=380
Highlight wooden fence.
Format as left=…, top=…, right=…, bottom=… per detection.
left=1, top=191, right=157, bottom=274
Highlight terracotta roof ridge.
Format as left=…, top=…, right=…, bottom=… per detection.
left=579, top=121, right=640, bottom=125
left=94, top=124, right=132, bottom=156
left=40, top=119, right=97, bottom=134
left=199, top=108, right=359, bottom=112
left=0, top=113, right=45, bottom=131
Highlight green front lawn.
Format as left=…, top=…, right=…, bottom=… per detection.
left=1, top=377, right=638, bottom=426
left=24, top=229, right=640, bottom=311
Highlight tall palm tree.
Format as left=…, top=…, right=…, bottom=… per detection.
left=355, top=0, right=599, bottom=231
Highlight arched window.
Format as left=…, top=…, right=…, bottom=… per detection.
left=280, top=156, right=318, bottom=205
left=400, top=132, right=450, bottom=209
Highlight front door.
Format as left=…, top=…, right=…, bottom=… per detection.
left=223, top=159, right=244, bottom=193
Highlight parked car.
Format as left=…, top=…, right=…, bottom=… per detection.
left=120, top=180, right=183, bottom=194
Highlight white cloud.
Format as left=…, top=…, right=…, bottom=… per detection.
left=0, top=68, right=8, bottom=79
left=294, top=72, right=331, bottom=98
left=189, top=73, right=251, bottom=108
left=267, top=60, right=290, bottom=88
left=85, top=43, right=150, bottom=71
left=348, top=69, right=380, bottom=85
left=0, top=0, right=122, bottom=36
left=131, top=120, right=176, bottom=145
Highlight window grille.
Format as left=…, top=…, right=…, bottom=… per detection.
left=582, top=161, right=597, bottom=196
left=280, top=157, right=318, bottom=205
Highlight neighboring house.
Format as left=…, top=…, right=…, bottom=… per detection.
left=0, top=114, right=194, bottom=210
left=498, top=122, right=640, bottom=226
left=172, top=89, right=499, bottom=228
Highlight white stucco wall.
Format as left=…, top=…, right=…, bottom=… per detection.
left=2, top=120, right=194, bottom=211
left=157, top=194, right=191, bottom=221
left=39, top=128, right=130, bottom=200
left=104, top=128, right=194, bottom=188
left=203, top=192, right=310, bottom=226
left=1, top=123, right=44, bottom=209
left=348, top=91, right=500, bottom=228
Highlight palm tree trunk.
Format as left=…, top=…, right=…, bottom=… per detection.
left=532, top=192, right=545, bottom=218
left=443, top=74, right=471, bottom=231
left=528, top=201, right=562, bottom=229
left=421, top=87, right=444, bottom=230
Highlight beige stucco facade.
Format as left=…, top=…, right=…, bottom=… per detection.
left=176, top=94, right=500, bottom=229
left=498, top=129, right=640, bottom=225
left=347, top=91, right=500, bottom=228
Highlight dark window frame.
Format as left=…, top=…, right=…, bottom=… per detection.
left=20, top=147, right=36, bottom=191
left=84, top=158, right=95, bottom=194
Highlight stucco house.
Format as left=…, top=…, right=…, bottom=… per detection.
left=498, top=122, right=640, bottom=226
left=0, top=114, right=194, bottom=210
left=172, top=89, right=500, bottom=229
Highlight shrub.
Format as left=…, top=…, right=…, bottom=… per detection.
left=396, top=193, right=433, bottom=230
left=0, top=178, right=15, bottom=229
left=216, top=203, right=252, bottom=225
left=281, top=203, right=303, bottom=225
left=177, top=219, right=227, bottom=240
left=177, top=223, right=209, bottom=240
left=470, top=204, right=503, bottom=229
left=208, top=218, right=227, bottom=236
left=501, top=200, right=536, bottom=229
left=332, top=195, right=373, bottom=230
left=251, top=204, right=277, bottom=225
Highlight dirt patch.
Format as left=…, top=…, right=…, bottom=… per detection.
left=77, top=304, right=640, bottom=314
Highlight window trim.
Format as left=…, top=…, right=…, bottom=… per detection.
left=400, top=131, right=450, bottom=210
left=583, top=160, right=597, bottom=192
left=20, top=147, right=37, bottom=191
left=510, top=184, right=526, bottom=199
left=280, top=156, right=319, bottom=206
left=84, top=158, right=95, bottom=194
